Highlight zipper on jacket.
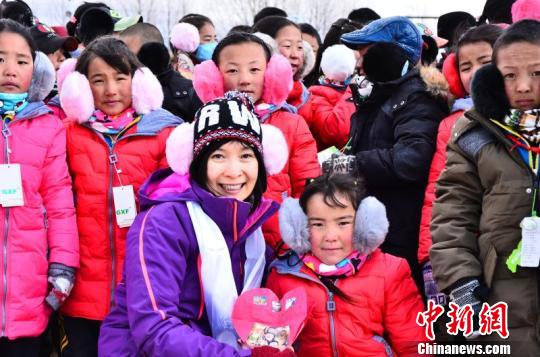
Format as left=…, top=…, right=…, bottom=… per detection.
left=327, top=291, right=339, bottom=357
left=108, top=151, right=116, bottom=307
left=1, top=120, right=10, bottom=337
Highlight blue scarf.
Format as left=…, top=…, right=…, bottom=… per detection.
left=0, top=92, right=29, bottom=117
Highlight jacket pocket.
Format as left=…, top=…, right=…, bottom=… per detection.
left=480, top=243, right=498, bottom=288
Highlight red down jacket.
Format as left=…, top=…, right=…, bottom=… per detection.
left=266, top=249, right=426, bottom=357
left=304, top=85, right=355, bottom=151
left=262, top=110, right=320, bottom=249
left=61, top=108, right=180, bottom=320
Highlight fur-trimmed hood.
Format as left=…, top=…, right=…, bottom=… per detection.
left=419, top=65, right=450, bottom=100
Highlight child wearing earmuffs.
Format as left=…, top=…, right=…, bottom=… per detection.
left=266, top=174, right=426, bottom=357
left=57, top=36, right=182, bottom=356
left=0, top=19, right=78, bottom=356
left=192, top=32, right=320, bottom=251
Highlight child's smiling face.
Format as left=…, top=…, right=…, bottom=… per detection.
left=496, top=41, right=540, bottom=111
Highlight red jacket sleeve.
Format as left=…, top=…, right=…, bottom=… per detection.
left=383, top=256, right=427, bottom=356
left=418, top=111, right=463, bottom=265
left=287, top=114, right=321, bottom=198
left=306, top=86, right=355, bottom=151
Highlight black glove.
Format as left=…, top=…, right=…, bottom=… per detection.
left=45, top=263, right=76, bottom=310
left=448, top=278, right=488, bottom=339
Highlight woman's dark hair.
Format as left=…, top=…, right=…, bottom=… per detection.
left=75, top=36, right=141, bottom=76
left=189, top=139, right=268, bottom=211
left=455, top=24, right=502, bottom=63
left=179, top=13, right=214, bottom=30
left=212, top=32, right=272, bottom=65
left=0, top=18, right=35, bottom=60
left=299, top=174, right=366, bottom=214
left=252, top=15, right=300, bottom=39
left=304, top=18, right=361, bottom=86
left=493, top=20, right=540, bottom=65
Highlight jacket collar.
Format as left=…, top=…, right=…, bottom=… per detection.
left=11, top=101, right=52, bottom=122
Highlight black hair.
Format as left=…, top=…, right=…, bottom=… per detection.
left=297, top=173, right=367, bottom=301
left=455, top=24, right=503, bottom=63
left=227, top=25, right=253, bottom=36
left=493, top=20, right=540, bottom=65
left=189, top=139, right=267, bottom=211
left=0, top=18, right=35, bottom=59
left=119, top=22, right=164, bottom=45
left=478, top=0, right=514, bottom=25
left=75, top=36, right=142, bottom=76
left=179, top=13, right=214, bottom=30
left=252, top=16, right=300, bottom=39
left=299, top=174, right=366, bottom=214
left=0, top=0, right=33, bottom=27
left=299, top=23, right=321, bottom=46
left=212, top=32, right=272, bottom=65
left=304, top=18, right=361, bottom=87
left=253, top=6, right=287, bottom=25
left=347, top=7, right=380, bottom=26
left=66, top=2, right=109, bottom=37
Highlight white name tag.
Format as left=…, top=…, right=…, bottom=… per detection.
left=520, top=216, right=540, bottom=267
left=112, top=185, right=137, bottom=228
left=0, top=164, right=24, bottom=207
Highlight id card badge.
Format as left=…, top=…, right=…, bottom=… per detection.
left=112, top=185, right=137, bottom=228
left=0, top=164, right=24, bottom=207
left=519, top=216, right=540, bottom=267
left=317, top=146, right=340, bottom=166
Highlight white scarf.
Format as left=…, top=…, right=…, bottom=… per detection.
left=186, top=201, right=266, bottom=349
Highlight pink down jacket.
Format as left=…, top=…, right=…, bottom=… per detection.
left=0, top=102, right=79, bottom=339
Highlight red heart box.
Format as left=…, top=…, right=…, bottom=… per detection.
left=232, top=287, right=308, bottom=348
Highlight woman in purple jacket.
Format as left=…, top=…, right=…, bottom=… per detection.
left=98, top=92, right=292, bottom=356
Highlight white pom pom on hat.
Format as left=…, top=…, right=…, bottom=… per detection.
left=320, top=44, right=357, bottom=82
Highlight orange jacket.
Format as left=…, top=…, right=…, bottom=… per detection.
left=267, top=250, right=426, bottom=357
left=262, top=110, right=320, bottom=250
left=62, top=109, right=180, bottom=320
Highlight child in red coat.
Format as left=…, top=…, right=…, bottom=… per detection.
left=266, top=174, right=426, bottom=357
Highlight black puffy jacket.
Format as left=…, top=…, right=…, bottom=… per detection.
left=158, top=67, right=202, bottom=122
left=347, top=67, right=449, bottom=283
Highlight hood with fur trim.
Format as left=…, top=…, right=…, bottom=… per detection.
left=419, top=65, right=450, bottom=100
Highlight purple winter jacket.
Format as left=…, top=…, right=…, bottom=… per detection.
left=98, top=168, right=279, bottom=356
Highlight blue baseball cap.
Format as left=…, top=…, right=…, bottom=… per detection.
left=341, top=16, right=422, bottom=64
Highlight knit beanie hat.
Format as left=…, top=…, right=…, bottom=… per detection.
left=166, top=91, right=289, bottom=176
left=193, top=91, right=262, bottom=159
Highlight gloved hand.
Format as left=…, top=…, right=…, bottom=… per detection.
left=251, top=346, right=296, bottom=357
left=448, top=277, right=487, bottom=339
left=422, top=261, right=447, bottom=305
left=322, top=153, right=356, bottom=175
left=45, top=263, right=75, bottom=311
